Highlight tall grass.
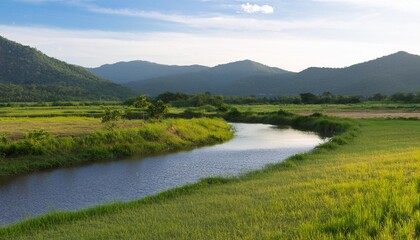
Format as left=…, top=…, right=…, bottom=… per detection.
left=0, top=118, right=232, bottom=177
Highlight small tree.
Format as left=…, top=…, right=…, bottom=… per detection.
left=101, top=108, right=122, bottom=130
left=133, top=95, right=150, bottom=119
left=147, top=100, right=169, bottom=119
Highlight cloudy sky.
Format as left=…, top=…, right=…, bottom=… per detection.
left=1, top=0, right=420, bottom=71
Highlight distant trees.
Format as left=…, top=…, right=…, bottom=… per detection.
left=133, top=95, right=150, bottom=119
left=123, top=91, right=420, bottom=113
left=298, top=92, right=362, bottom=104
left=147, top=100, right=168, bottom=119
left=369, top=92, right=420, bottom=103
left=155, top=92, right=189, bottom=103
left=101, top=108, right=122, bottom=130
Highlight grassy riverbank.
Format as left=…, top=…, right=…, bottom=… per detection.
left=2, top=114, right=418, bottom=239
left=0, top=118, right=233, bottom=177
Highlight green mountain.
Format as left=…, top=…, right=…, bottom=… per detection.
left=127, top=52, right=420, bottom=96
left=87, top=61, right=209, bottom=84
left=0, top=36, right=134, bottom=102
left=125, top=60, right=293, bottom=95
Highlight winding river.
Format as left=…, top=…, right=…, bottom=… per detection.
left=0, top=123, right=325, bottom=226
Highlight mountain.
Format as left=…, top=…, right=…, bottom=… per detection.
left=125, top=60, right=293, bottom=95
left=281, top=51, right=420, bottom=96
left=126, top=52, right=420, bottom=96
left=87, top=61, right=209, bottom=84
left=0, top=36, right=134, bottom=102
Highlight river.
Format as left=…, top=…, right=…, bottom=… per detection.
left=0, top=123, right=325, bottom=226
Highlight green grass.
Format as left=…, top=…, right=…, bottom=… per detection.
left=1, top=102, right=419, bottom=118
left=0, top=117, right=159, bottom=140
left=1, top=116, right=418, bottom=239
left=232, top=102, right=420, bottom=113
left=0, top=118, right=233, bottom=177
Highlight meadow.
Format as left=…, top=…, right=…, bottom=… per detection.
left=1, top=102, right=420, bottom=118
left=0, top=117, right=233, bottom=177
left=0, top=104, right=419, bottom=239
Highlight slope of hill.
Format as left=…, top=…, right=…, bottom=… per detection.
left=0, top=36, right=134, bottom=102
left=283, top=51, right=420, bottom=95
left=127, top=52, right=420, bottom=96
left=125, top=60, right=293, bottom=95
left=87, top=61, right=209, bottom=84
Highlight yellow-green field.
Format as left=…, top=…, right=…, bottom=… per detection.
left=0, top=117, right=233, bottom=177
left=1, top=118, right=419, bottom=239
left=0, top=117, right=147, bottom=140
left=232, top=103, right=420, bottom=119
left=1, top=102, right=419, bottom=118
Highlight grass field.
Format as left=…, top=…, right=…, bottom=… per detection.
left=0, top=117, right=151, bottom=140
left=1, top=102, right=419, bottom=118
left=0, top=118, right=233, bottom=177
left=1, top=118, right=419, bottom=239
left=232, top=103, right=420, bottom=119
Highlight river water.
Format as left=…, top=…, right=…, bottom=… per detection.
left=0, top=123, right=325, bottom=226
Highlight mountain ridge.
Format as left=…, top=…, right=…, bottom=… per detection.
left=0, top=36, right=134, bottom=101
left=88, top=60, right=209, bottom=84
left=125, top=51, right=420, bottom=96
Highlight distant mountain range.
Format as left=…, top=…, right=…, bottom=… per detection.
left=0, top=36, right=134, bottom=102
left=1, top=35, right=419, bottom=102
left=121, top=60, right=292, bottom=95
left=88, top=61, right=209, bottom=84
left=92, top=52, right=420, bottom=97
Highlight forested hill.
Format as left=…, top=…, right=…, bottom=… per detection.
left=0, top=36, right=134, bottom=102
left=124, top=60, right=293, bottom=95
left=125, top=52, right=420, bottom=96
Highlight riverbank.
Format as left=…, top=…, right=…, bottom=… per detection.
left=0, top=118, right=233, bottom=177
left=1, top=116, right=419, bottom=239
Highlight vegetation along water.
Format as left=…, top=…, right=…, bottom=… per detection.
left=1, top=109, right=418, bottom=239
left=0, top=118, right=233, bottom=177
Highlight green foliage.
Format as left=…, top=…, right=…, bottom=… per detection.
left=224, top=108, right=357, bottom=137
left=0, top=133, right=7, bottom=145
left=101, top=109, right=122, bottom=123
left=0, top=36, right=134, bottom=102
left=25, top=129, right=50, bottom=141
left=132, top=95, right=150, bottom=119
left=147, top=100, right=169, bottom=119
left=101, top=109, right=123, bottom=130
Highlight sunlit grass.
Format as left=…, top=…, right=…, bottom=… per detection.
left=232, top=103, right=420, bottom=114
left=0, top=118, right=233, bottom=177
left=1, top=118, right=418, bottom=239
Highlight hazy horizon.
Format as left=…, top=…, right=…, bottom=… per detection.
left=1, top=0, right=420, bottom=71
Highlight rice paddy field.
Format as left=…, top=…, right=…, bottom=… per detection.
left=0, top=104, right=419, bottom=239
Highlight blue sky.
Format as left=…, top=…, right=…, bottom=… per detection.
left=1, top=0, right=420, bottom=71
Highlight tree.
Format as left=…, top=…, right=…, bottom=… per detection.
left=133, top=95, right=150, bottom=119
left=147, top=100, right=169, bottom=119
left=101, top=108, right=122, bottom=130
left=300, top=93, right=318, bottom=104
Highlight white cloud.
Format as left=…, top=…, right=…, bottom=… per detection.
left=1, top=25, right=419, bottom=72
left=241, top=3, right=274, bottom=14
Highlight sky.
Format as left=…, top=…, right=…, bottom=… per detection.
left=1, top=0, right=420, bottom=71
